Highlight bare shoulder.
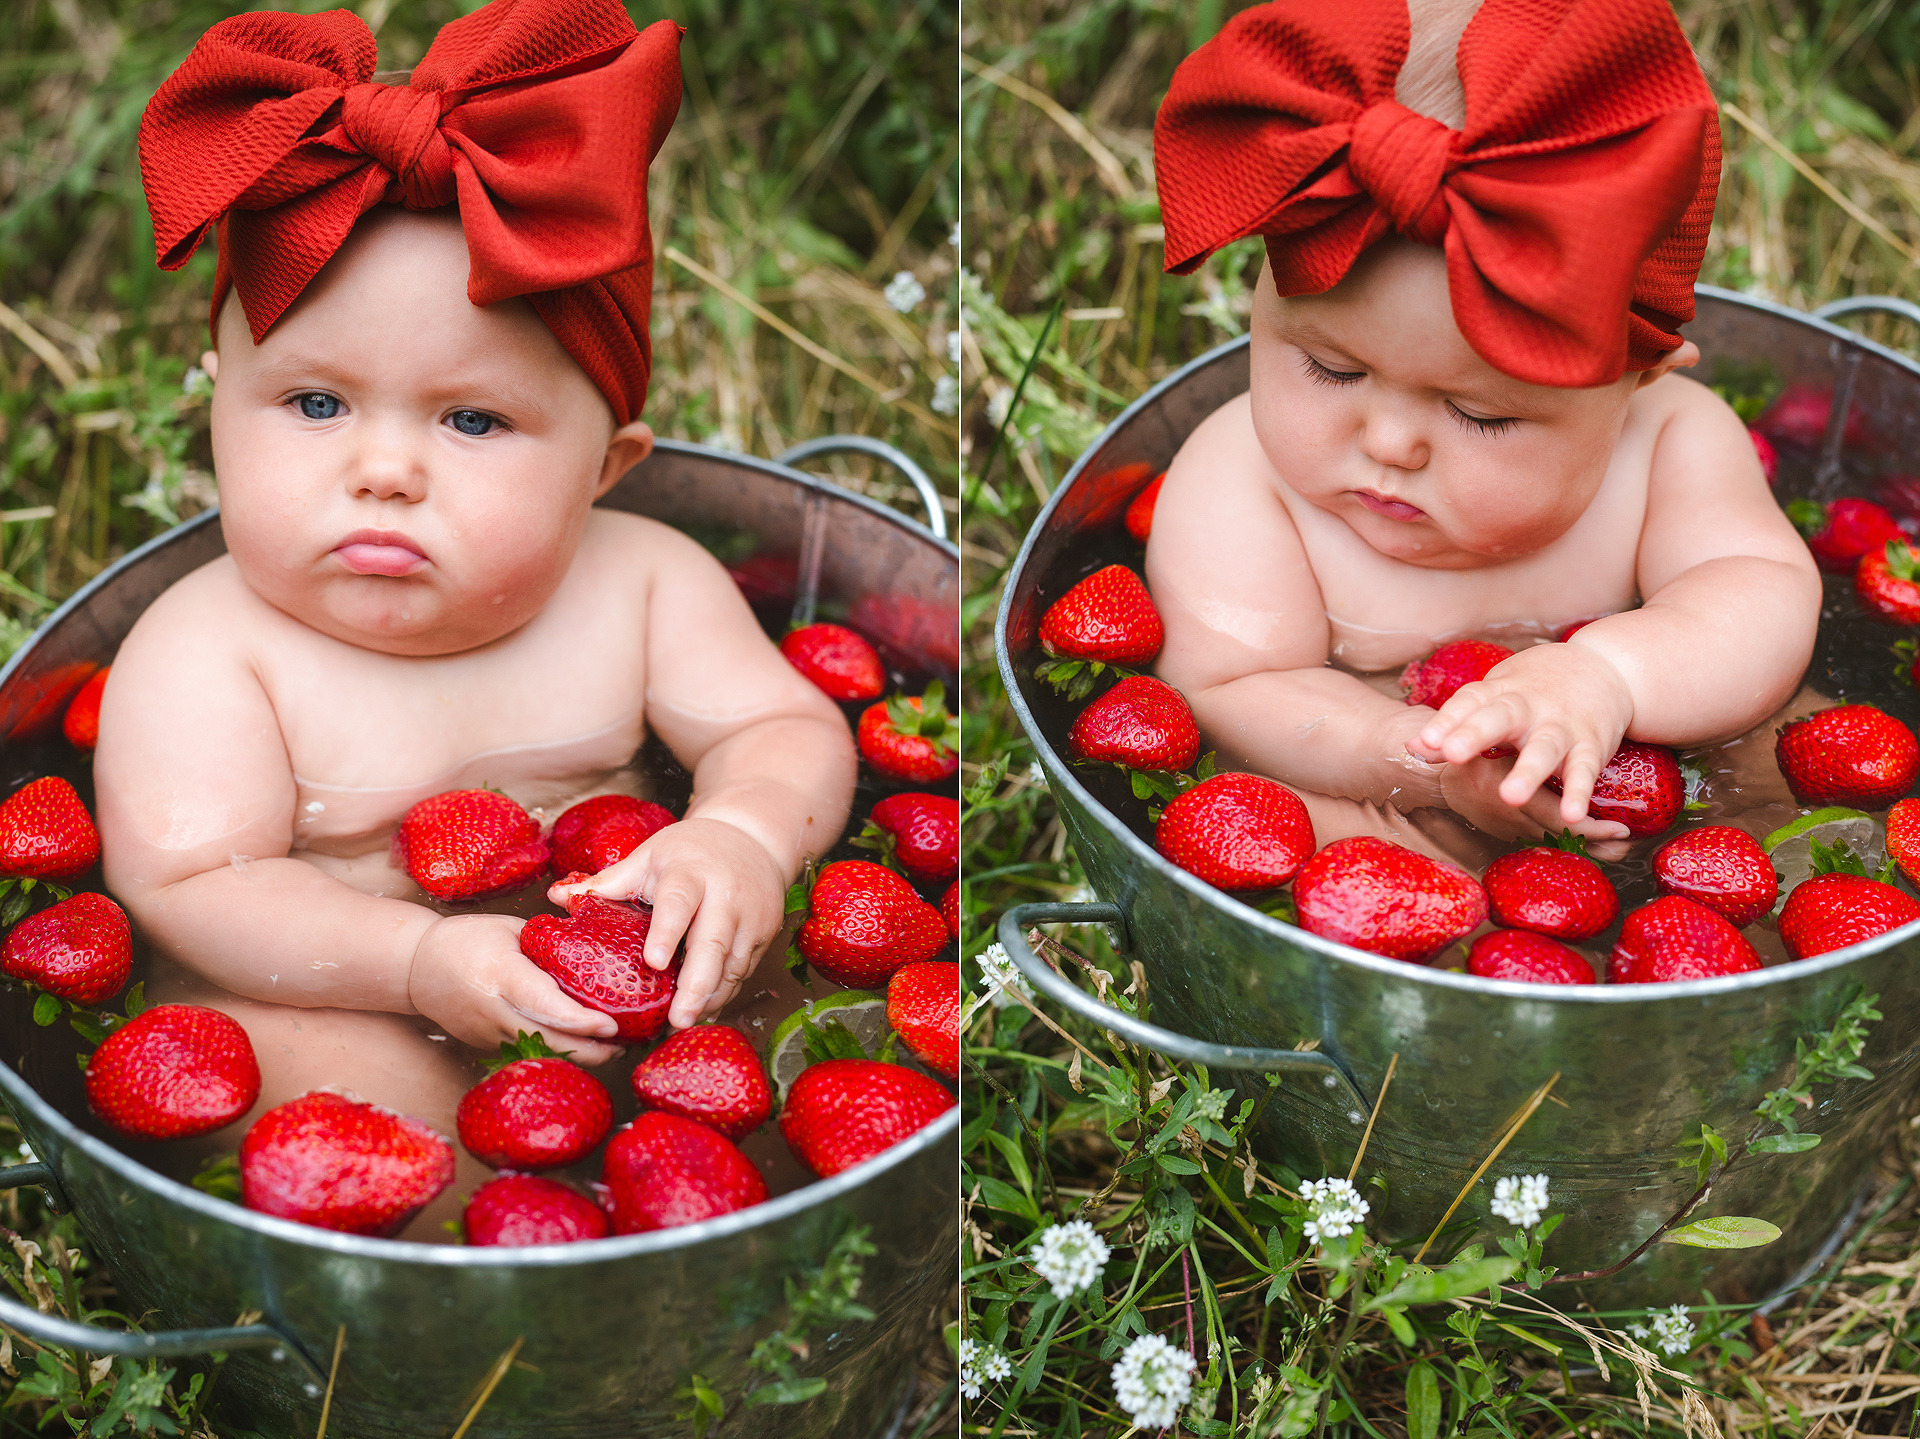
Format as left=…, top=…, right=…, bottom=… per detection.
left=117, top=556, right=264, bottom=668
left=1172, top=392, right=1270, bottom=470
left=576, top=508, right=729, bottom=586
left=1631, top=371, right=1752, bottom=454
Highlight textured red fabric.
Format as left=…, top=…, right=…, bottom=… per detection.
left=138, top=0, right=681, bottom=426
left=1153, top=0, right=1721, bottom=387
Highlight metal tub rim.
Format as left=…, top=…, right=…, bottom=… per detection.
left=992, top=285, right=1920, bottom=1007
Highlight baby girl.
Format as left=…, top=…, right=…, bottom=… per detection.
left=1145, top=0, right=1820, bottom=863
left=91, top=0, right=855, bottom=1160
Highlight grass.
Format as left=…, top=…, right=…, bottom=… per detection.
left=958, top=1, right=1920, bottom=1434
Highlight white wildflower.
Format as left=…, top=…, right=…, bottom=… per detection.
left=1490, top=1173, right=1550, bottom=1229
left=976, top=941, right=1033, bottom=1009
left=1299, top=1176, right=1370, bottom=1244
left=1030, top=1219, right=1111, bottom=1300
left=931, top=374, right=959, bottom=416
left=948, top=329, right=962, bottom=364
left=1111, top=1332, right=1197, bottom=1430
left=1066, top=883, right=1097, bottom=906
left=950, top=219, right=960, bottom=248
left=986, top=386, right=1013, bottom=428
left=1647, top=1304, right=1696, bottom=1357
left=1025, top=760, right=1048, bottom=790
left=958, top=1337, right=1011, bottom=1400
left=1193, top=1089, right=1230, bottom=1123
left=884, top=270, right=926, bottom=313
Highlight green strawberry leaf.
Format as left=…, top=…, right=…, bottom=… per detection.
left=849, top=820, right=901, bottom=874
left=877, top=1029, right=900, bottom=1065
left=1195, top=751, right=1218, bottom=783
left=1895, top=637, right=1919, bottom=686
left=122, top=981, right=147, bottom=1021
left=488, top=1030, right=569, bottom=1073
left=31, top=993, right=60, bottom=1027
left=442, top=1216, right=468, bottom=1243
left=1809, top=838, right=1870, bottom=877
left=1784, top=498, right=1826, bottom=538
left=1887, top=539, right=1920, bottom=583
left=0, top=887, right=29, bottom=930
left=800, top=1016, right=869, bottom=1064
left=1538, top=828, right=1589, bottom=855
left=68, top=1012, right=107, bottom=1046
left=784, top=860, right=817, bottom=922
left=1253, top=889, right=1297, bottom=925
left=73, top=1051, right=87, bottom=1074
left=191, top=1152, right=242, bottom=1203
left=1129, top=769, right=1187, bottom=803
left=1679, top=757, right=1711, bottom=812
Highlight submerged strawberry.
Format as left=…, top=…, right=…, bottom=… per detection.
left=797, top=860, right=947, bottom=988
left=602, top=1112, right=768, bottom=1232
left=1467, top=930, right=1595, bottom=985
left=1759, top=384, right=1871, bottom=451
left=1400, top=641, right=1514, bottom=710
left=1787, top=496, right=1904, bottom=573
left=1124, top=472, right=1166, bottom=542
left=1651, top=826, right=1777, bottom=927
left=630, top=1024, right=772, bottom=1140
left=1749, top=426, right=1777, bottom=485
left=240, top=1091, right=455, bottom=1237
left=1607, top=896, right=1761, bottom=983
left=1547, top=740, right=1683, bottom=836
left=1038, top=565, right=1163, bottom=664
left=1888, top=798, right=1920, bottom=888
left=62, top=669, right=109, bottom=752
left=1, top=891, right=130, bottom=1004
left=85, top=1004, right=260, bottom=1141
left=464, top=1174, right=608, bottom=1247
left=1155, top=773, right=1315, bottom=892
left=1069, top=675, right=1198, bottom=772
left=779, top=622, right=885, bottom=702
left=1481, top=840, right=1617, bottom=941
left=547, top=794, right=674, bottom=877
left=1855, top=541, right=1920, bottom=624
left=1778, top=873, right=1920, bottom=960
left=1775, top=705, right=1918, bottom=809
left=779, top=1058, right=955, bottom=1178
left=1293, top=837, right=1487, bottom=961
left=857, top=684, right=960, bottom=783
left=867, top=792, right=959, bottom=883
left=0, top=776, right=99, bottom=880
left=887, top=961, right=959, bottom=1079
left=520, top=893, right=678, bottom=1041
left=393, top=789, right=548, bottom=901
left=455, top=1033, right=614, bottom=1171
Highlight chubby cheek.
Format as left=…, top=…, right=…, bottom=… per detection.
left=1436, top=452, right=1600, bottom=558
left=1247, top=349, right=1351, bottom=498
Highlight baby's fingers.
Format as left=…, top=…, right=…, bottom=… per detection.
left=669, top=904, right=739, bottom=1029
left=1429, top=692, right=1527, bottom=765
left=644, top=869, right=705, bottom=971
left=1498, top=725, right=1573, bottom=808
left=501, top=966, right=620, bottom=1042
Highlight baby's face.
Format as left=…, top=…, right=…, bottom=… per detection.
left=208, top=208, right=646, bottom=656
left=1248, top=240, right=1654, bottom=571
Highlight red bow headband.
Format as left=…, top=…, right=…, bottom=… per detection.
left=1153, top=0, right=1720, bottom=387
left=139, top=0, right=682, bottom=426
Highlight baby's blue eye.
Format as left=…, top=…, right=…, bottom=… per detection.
left=297, top=393, right=341, bottom=420
left=449, top=410, right=496, bottom=437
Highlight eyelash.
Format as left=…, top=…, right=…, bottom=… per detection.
left=284, top=394, right=513, bottom=436
left=1298, top=355, right=1519, bottom=436
left=1446, top=403, right=1517, bottom=437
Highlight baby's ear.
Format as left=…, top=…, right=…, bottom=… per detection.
left=1634, top=340, right=1701, bottom=389
left=200, top=349, right=219, bottom=382
left=596, top=420, right=655, bottom=498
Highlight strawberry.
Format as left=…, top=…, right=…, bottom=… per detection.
left=520, top=893, right=678, bottom=1041
left=1547, top=740, right=1683, bottom=836
left=1154, top=773, right=1315, bottom=891
left=940, top=881, right=959, bottom=939
left=84, top=1004, right=260, bottom=1141
left=1038, top=565, right=1163, bottom=665
left=1786, top=496, right=1904, bottom=574
left=779, top=623, right=885, bottom=701
left=887, top=961, right=959, bottom=1078
left=547, top=794, right=674, bottom=877
left=779, top=1058, right=955, bottom=1178
left=1482, top=840, right=1618, bottom=941
left=847, top=593, right=961, bottom=676
left=239, top=1091, right=455, bottom=1236
left=1607, top=896, right=1761, bottom=983
left=1400, top=641, right=1514, bottom=710
left=1750, top=426, right=1778, bottom=485
left=1069, top=675, right=1198, bottom=772
left=1293, top=837, right=1487, bottom=960
left=857, top=684, right=959, bottom=783
left=726, top=552, right=798, bottom=607
left=1556, top=619, right=1598, bottom=641
left=1855, top=540, right=1920, bottom=623
left=455, top=1033, right=614, bottom=1170
left=1775, top=705, right=1918, bottom=809
left=392, top=789, right=549, bottom=902
left=0, top=777, right=99, bottom=880
left=464, top=1174, right=608, bottom=1247
left=62, top=669, right=108, bottom=752
left=797, top=860, right=947, bottom=988
left=1124, top=472, right=1166, bottom=542
left=601, top=1112, right=768, bottom=1233
left=1778, top=873, right=1920, bottom=960
left=866, top=793, right=959, bottom=883
left=1466, top=930, right=1596, bottom=985
left=1651, top=825, right=1777, bottom=927
left=630, top=1024, right=772, bottom=1140
left=1758, top=383, right=1871, bottom=451
left=1887, top=797, right=1920, bottom=888
left=1, top=891, right=130, bottom=1004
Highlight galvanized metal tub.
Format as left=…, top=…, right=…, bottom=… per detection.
left=994, top=288, right=1920, bottom=1310
left=0, top=437, right=958, bottom=1438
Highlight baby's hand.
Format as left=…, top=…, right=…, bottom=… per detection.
left=548, top=817, right=788, bottom=1029
left=408, top=913, right=623, bottom=1065
left=1405, top=642, right=1637, bottom=833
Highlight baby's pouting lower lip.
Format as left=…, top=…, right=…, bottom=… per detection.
left=334, top=543, right=428, bottom=577
left=1352, top=490, right=1427, bottom=522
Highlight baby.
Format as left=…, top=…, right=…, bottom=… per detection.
left=1145, top=0, right=1820, bottom=864
left=91, top=1, right=855, bottom=1167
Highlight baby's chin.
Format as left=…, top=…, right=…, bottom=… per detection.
left=258, top=572, right=552, bottom=657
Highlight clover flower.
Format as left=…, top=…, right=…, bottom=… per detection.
left=1030, top=1219, right=1111, bottom=1300
left=932, top=374, right=959, bottom=416
left=884, top=270, right=926, bottom=313
left=1299, top=1176, right=1370, bottom=1243
left=958, top=1337, right=1012, bottom=1400
left=1491, top=1173, right=1550, bottom=1229
left=1629, top=1304, right=1696, bottom=1357
left=1111, top=1332, right=1197, bottom=1430
left=976, top=941, right=1034, bottom=1009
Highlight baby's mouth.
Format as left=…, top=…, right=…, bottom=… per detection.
left=333, top=529, right=428, bottom=576
left=1352, top=490, right=1427, bottom=522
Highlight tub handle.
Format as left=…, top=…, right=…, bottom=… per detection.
left=1813, top=295, right=1920, bottom=333
left=996, top=905, right=1374, bottom=1121
left=776, top=436, right=948, bottom=541
left=0, top=1162, right=322, bottom=1379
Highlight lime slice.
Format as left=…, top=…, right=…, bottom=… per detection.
left=765, top=990, right=885, bottom=1098
left=1763, top=808, right=1885, bottom=911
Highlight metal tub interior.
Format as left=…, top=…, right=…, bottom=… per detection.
left=0, top=439, right=959, bottom=1438
left=995, top=288, right=1920, bottom=1310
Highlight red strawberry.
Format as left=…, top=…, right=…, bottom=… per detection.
left=1788, top=497, right=1904, bottom=573
left=868, top=793, right=959, bottom=883
left=456, top=1035, right=614, bottom=1171
left=84, top=1004, right=260, bottom=1140
left=797, top=860, right=947, bottom=988
left=1038, top=565, right=1163, bottom=664
left=779, top=1058, right=955, bottom=1178
left=547, top=794, right=674, bottom=877
left=1651, top=826, right=1777, bottom=927
left=520, top=893, right=678, bottom=1041
left=1607, top=896, right=1761, bottom=983
left=1750, top=426, right=1777, bottom=484
left=779, top=623, right=885, bottom=701
left=1467, top=930, right=1596, bottom=985
left=0, top=777, right=99, bottom=880
left=1778, top=873, right=1920, bottom=960
left=1855, top=541, right=1920, bottom=623
left=847, top=593, right=961, bottom=676
left=1154, top=773, right=1315, bottom=891
left=1758, top=383, right=1871, bottom=451
left=240, top=1091, right=455, bottom=1236
left=1547, top=740, right=1683, bottom=836
left=1, top=891, right=130, bottom=1004
left=62, top=669, right=108, bottom=751
left=1124, top=472, right=1166, bottom=542
left=393, top=789, right=549, bottom=901
left=1556, top=618, right=1598, bottom=641
left=1888, top=797, right=1920, bottom=888
left=1069, top=676, right=1198, bottom=772
left=464, top=1174, right=608, bottom=1247
left=1400, top=641, right=1514, bottom=709
left=726, top=552, right=798, bottom=607
left=940, top=881, right=959, bottom=939
left=857, top=685, right=959, bottom=783
left=1293, top=837, right=1488, bottom=960
left=1775, top=706, right=1918, bottom=809
left=601, top=1112, right=768, bottom=1232
left=887, top=961, right=959, bottom=1078
left=630, top=1024, right=771, bottom=1140
left=1482, top=843, right=1618, bottom=940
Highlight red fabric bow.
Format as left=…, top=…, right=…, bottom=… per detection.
left=1153, top=0, right=1721, bottom=387
left=138, top=0, right=682, bottom=425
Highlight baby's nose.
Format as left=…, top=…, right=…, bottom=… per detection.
left=347, top=443, right=428, bottom=503
left=1359, top=411, right=1430, bottom=472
